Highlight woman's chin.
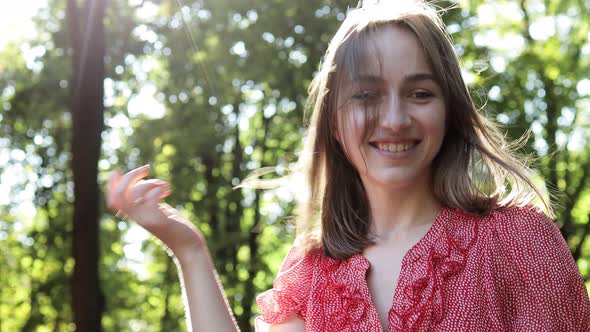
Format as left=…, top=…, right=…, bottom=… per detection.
left=364, top=172, right=423, bottom=190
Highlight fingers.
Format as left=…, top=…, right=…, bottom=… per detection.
left=106, top=169, right=123, bottom=211
left=106, top=164, right=176, bottom=222
left=107, top=165, right=151, bottom=212
left=143, top=184, right=172, bottom=205
left=116, top=165, right=151, bottom=196
left=130, top=179, right=171, bottom=205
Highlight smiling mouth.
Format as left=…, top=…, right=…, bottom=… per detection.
left=370, top=141, right=419, bottom=153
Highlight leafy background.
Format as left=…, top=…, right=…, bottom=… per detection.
left=1, top=0, right=589, bottom=331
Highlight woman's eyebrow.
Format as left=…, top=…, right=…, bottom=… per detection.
left=352, top=74, right=385, bottom=83
left=352, top=72, right=437, bottom=84
left=403, top=72, right=436, bottom=83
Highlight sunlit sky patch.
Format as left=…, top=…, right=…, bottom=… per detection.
left=0, top=0, right=46, bottom=49
left=127, top=83, right=166, bottom=119
left=122, top=224, right=151, bottom=279
left=131, top=0, right=159, bottom=19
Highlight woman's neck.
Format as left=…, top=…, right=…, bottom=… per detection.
left=363, top=176, right=442, bottom=242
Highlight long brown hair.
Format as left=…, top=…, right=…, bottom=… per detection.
left=292, top=0, right=552, bottom=259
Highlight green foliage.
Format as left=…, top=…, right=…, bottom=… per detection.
left=1, top=0, right=589, bottom=331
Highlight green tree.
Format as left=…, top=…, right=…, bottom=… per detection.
left=448, top=0, right=590, bottom=280
left=1, top=1, right=589, bottom=331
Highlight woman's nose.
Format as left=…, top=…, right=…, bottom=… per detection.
left=381, top=95, right=411, bottom=130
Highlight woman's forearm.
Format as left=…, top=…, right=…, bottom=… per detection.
left=175, top=248, right=240, bottom=332
left=105, top=168, right=239, bottom=331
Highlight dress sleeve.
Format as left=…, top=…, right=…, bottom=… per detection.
left=491, top=205, right=590, bottom=331
left=255, top=244, right=317, bottom=328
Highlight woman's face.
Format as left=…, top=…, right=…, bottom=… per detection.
left=336, top=25, right=446, bottom=190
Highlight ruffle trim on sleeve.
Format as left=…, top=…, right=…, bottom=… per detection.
left=256, top=247, right=320, bottom=324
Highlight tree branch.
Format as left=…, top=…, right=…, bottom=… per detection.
left=66, top=0, right=81, bottom=73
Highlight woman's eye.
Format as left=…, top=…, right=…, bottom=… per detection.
left=411, top=90, right=434, bottom=100
left=352, top=91, right=379, bottom=100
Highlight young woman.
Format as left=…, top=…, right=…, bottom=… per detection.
left=106, top=1, right=590, bottom=331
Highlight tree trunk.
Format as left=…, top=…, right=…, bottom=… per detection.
left=68, top=0, right=106, bottom=331
left=241, top=113, right=271, bottom=331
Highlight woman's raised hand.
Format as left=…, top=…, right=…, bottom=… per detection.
left=106, top=165, right=206, bottom=260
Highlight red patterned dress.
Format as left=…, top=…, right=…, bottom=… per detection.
left=256, top=205, right=590, bottom=331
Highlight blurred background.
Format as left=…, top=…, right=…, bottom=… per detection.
left=0, top=0, right=589, bottom=331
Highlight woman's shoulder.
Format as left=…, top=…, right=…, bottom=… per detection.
left=447, top=203, right=567, bottom=268
left=459, top=203, right=556, bottom=240
left=463, top=205, right=590, bottom=329
left=256, top=242, right=322, bottom=325
left=455, top=203, right=563, bottom=254
left=438, top=204, right=555, bottom=252
left=465, top=203, right=576, bottom=277
left=276, top=241, right=323, bottom=276
left=487, top=203, right=552, bottom=226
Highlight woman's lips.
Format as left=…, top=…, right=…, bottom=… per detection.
left=369, top=140, right=421, bottom=159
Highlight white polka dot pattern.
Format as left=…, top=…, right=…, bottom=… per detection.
left=255, top=205, right=590, bottom=331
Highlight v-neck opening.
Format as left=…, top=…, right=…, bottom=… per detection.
left=353, top=206, right=451, bottom=332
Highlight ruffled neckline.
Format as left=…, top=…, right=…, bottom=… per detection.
left=316, top=206, right=479, bottom=332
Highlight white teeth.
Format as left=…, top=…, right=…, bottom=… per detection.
left=375, top=143, right=415, bottom=153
